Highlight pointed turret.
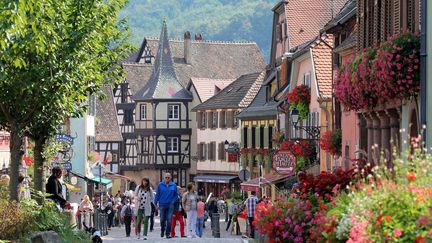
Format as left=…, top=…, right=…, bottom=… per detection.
left=133, top=20, right=192, bottom=101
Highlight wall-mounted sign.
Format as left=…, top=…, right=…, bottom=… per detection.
left=272, top=150, right=296, bottom=174
left=63, top=162, right=72, bottom=171
left=228, top=153, right=238, bottom=162
left=56, top=134, right=74, bottom=143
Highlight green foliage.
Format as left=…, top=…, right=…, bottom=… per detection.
left=0, top=189, right=90, bottom=242
left=120, top=0, right=275, bottom=62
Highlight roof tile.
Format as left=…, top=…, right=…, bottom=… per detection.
left=311, top=35, right=334, bottom=99
left=190, top=78, right=235, bottom=102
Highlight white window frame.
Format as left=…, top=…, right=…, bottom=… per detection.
left=140, top=104, right=147, bottom=120
left=167, top=137, right=179, bottom=153
left=168, top=104, right=180, bottom=120
left=303, top=72, right=311, bottom=87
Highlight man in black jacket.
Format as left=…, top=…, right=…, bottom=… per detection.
left=46, top=166, right=68, bottom=209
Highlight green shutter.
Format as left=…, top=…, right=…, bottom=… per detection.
left=247, top=127, right=252, bottom=148
left=264, top=126, right=269, bottom=148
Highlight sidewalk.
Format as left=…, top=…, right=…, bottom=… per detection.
left=102, top=217, right=249, bottom=243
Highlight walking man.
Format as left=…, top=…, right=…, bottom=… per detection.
left=225, top=200, right=236, bottom=231
left=121, top=199, right=134, bottom=237
left=155, top=173, right=178, bottom=239
left=182, top=182, right=198, bottom=238
left=244, top=191, right=258, bottom=238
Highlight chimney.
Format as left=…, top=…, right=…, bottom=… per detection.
left=195, top=33, right=203, bottom=41
left=184, top=31, right=191, bottom=64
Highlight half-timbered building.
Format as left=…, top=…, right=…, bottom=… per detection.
left=112, top=21, right=265, bottom=187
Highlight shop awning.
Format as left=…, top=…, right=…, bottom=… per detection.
left=88, top=176, right=112, bottom=189
left=240, top=173, right=292, bottom=191
left=194, top=174, right=238, bottom=184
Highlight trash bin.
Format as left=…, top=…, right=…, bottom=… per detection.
left=211, top=213, right=220, bottom=238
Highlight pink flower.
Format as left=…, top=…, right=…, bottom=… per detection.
left=393, top=228, right=403, bottom=237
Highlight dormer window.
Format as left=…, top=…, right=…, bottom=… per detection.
left=168, top=104, right=180, bottom=120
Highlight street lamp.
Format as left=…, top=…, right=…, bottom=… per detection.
left=224, top=140, right=229, bottom=150
left=290, top=108, right=320, bottom=139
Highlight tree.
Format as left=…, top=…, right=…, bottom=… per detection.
left=0, top=0, right=132, bottom=201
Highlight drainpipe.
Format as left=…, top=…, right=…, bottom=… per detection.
left=420, top=0, right=427, bottom=143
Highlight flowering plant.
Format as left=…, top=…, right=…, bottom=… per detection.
left=334, top=48, right=378, bottom=111
left=373, top=31, right=420, bottom=101
left=323, top=139, right=432, bottom=242
left=287, top=84, right=310, bottom=120
left=335, top=32, right=420, bottom=111
left=279, top=140, right=315, bottom=170
left=319, top=129, right=342, bottom=156
left=272, top=130, right=285, bottom=148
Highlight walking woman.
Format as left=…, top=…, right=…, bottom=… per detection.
left=182, top=182, right=198, bottom=238
left=134, top=178, right=154, bottom=240
left=79, top=195, right=94, bottom=228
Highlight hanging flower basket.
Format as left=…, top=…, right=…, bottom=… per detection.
left=319, top=129, right=342, bottom=156
left=373, top=31, right=420, bottom=101
left=286, top=84, right=311, bottom=120
left=334, top=32, right=420, bottom=111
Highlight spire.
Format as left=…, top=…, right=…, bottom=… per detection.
left=133, top=20, right=192, bottom=101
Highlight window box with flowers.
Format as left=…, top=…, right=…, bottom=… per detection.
left=286, top=84, right=311, bottom=120
left=319, top=129, right=342, bottom=157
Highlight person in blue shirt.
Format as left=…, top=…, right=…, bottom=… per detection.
left=154, top=173, right=178, bottom=239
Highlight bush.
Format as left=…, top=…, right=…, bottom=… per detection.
left=0, top=187, right=90, bottom=242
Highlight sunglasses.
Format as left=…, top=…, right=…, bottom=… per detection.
left=165, top=177, right=171, bottom=179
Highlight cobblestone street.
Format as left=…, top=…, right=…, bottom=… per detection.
left=102, top=218, right=249, bottom=243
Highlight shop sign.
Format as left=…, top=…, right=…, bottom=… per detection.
left=272, top=150, right=296, bottom=174
left=228, top=153, right=238, bottom=162
left=56, top=134, right=74, bottom=143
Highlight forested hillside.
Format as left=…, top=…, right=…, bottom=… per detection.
left=120, top=0, right=277, bottom=63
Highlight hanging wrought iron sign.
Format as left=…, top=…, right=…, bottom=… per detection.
left=272, top=150, right=296, bottom=174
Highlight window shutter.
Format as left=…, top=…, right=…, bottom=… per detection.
left=214, top=112, right=218, bottom=128
left=219, top=111, right=225, bottom=128
left=197, top=144, right=202, bottom=161
left=218, top=142, right=222, bottom=161
left=280, top=59, right=287, bottom=87
left=276, top=24, right=281, bottom=42
left=226, top=111, right=234, bottom=128
left=393, top=0, right=401, bottom=35
left=204, top=144, right=208, bottom=160
left=207, top=112, right=213, bottom=129
left=212, top=142, right=217, bottom=161
left=197, top=112, right=202, bottom=129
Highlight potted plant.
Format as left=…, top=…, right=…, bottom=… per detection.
left=287, top=84, right=311, bottom=120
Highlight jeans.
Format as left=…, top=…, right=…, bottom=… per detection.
left=186, top=210, right=197, bottom=237
left=248, top=217, right=255, bottom=238
left=170, top=211, right=185, bottom=237
left=160, top=204, right=174, bottom=237
left=196, top=217, right=204, bottom=237
left=226, top=214, right=233, bottom=231
left=124, top=216, right=132, bottom=237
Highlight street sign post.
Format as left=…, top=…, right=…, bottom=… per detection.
left=238, top=169, right=250, bottom=181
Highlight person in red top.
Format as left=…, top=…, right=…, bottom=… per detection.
left=195, top=197, right=205, bottom=237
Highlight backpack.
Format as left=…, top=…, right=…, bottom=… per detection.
left=124, top=205, right=132, bottom=217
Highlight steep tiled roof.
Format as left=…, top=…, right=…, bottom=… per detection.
left=322, top=0, right=357, bottom=32
left=123, top=38, right=265, bottom=97
left=191, top=71, right=265, bottom=111
left=133, top=21, right=192, bottom=101
left=236, top=83, right=279, bottom=120
left=284, top=0, right=347, bottom=49
left=96, top=86, right=123, bottom=142
left=189, top=78, right=235, bottom=103
left=311, top=35, right=334, bottom=99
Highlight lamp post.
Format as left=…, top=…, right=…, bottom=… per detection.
left=290, top=108, right=320, bottom=139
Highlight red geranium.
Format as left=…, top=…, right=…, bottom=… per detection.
left=319, top=129, right=342, bottom=156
